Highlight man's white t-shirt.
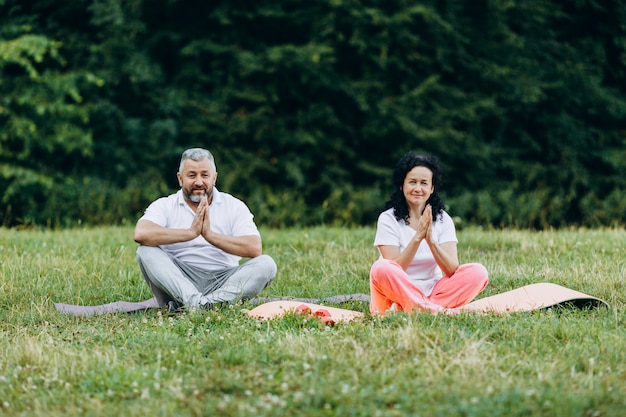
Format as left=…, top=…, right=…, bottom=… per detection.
left=373, top=208, right=458, bottom=296
left=139, top=188, right=260, bottom=270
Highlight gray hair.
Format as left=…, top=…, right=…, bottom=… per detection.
left=178, top=148, right=217, bottom=173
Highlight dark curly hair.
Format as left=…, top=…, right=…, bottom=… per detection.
left=382, top=152, right=446, bottom=224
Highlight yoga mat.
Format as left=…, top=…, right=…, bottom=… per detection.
left=55, top=283, right=606, bottom=317
left=55, top=298, right=160, bottom=315
left=247, top=300, right=365, bottom=323
left=461, top=282, right=608, bottom=313
left=246, top=283, right=607, bottom=320
left=54, top=294, right=371, bottom=316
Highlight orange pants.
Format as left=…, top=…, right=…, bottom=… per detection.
left=369, top=259, right=488, bottom=315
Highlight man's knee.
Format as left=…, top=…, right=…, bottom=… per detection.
left=260, top=254, right=277, bottom=273
left=256, top=254, right=277, bottom=282
left=243, top=254, right=277, bottom=288
left=136, top=245, right=166, bottom=264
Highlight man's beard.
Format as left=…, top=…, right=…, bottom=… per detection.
left=185, top=186, right=212, bottom=203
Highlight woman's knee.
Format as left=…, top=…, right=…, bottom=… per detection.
left=369, top=258, right=386, bottom=279
left=370, top=258, right=399, bottom=283
left=458, top=262, right=489, bottom=286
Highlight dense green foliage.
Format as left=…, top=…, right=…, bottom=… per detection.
left=1, top=0, right=625, bottom=228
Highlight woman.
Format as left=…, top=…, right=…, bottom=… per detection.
left=369, top=152, right=488, bottom=315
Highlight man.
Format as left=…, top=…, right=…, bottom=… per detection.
left=134, top=148, right=277, bottom=310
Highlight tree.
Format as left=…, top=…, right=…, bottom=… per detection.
left=1, top=0, right=625, bottom=228
left=0, top=4, right=101, bottom=224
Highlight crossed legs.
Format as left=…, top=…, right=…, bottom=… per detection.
left=369, top=258, right=488, bottom=315
left=136, top=245, right=277, bottom=308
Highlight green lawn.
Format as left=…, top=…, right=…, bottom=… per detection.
left=1, top=226, right=624, bottom=416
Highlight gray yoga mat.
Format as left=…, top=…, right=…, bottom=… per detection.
left=54, top=294, right=372, bottom=316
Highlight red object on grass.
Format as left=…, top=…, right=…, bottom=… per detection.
left=294, top=304, right=312, bottom=315
left=292, top=305, right=336, bottom=325
left=314, top=309, right=335, bottom=325
left=320, top=316, right=336, bottom=326
left=314, top=309, right=331, bottom=317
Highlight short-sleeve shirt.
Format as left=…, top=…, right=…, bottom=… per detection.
left=373, top=208, right=458, bottom=296
left=139, top=188, right=260, bottom=270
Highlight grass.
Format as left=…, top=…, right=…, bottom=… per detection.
left=0, top=225, right=625, bottom=416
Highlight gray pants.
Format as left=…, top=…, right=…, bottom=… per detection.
left=136, top=246, right=277, bottom=308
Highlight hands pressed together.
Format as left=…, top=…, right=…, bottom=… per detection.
left=413, top=203, right=459, bottom=276
left=189, top=197, right=212, bottom=242
left=414, top=204, right=434, bottom=244
left=187, top=196, right=262, bottom=258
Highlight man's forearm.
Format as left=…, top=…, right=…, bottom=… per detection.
left=204, top=233, right=262, bottom=258
left=134, top=220, right=198, bottom=246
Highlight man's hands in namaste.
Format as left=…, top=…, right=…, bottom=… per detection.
left=189, top=197, right=212, bottom=241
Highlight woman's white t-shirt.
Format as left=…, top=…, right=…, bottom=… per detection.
left=373, top=208, right=458, bottom=296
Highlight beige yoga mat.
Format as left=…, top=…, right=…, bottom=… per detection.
left=247, top=300, right=365, bottom=323
left=461, top=282, right=608, bottom=313
left=246, top=283, right=607, bottom=321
